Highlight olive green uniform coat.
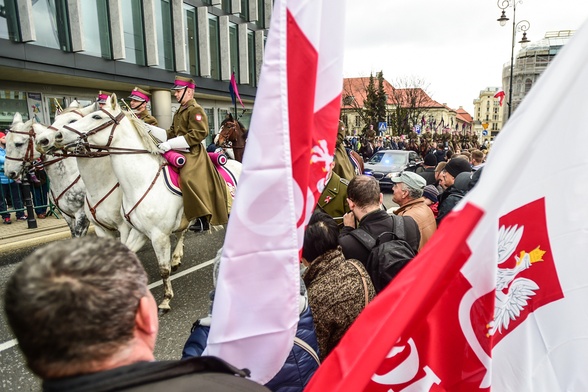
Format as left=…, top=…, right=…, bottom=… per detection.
left=137, top=109, right=158, bottom=126
left=333, top=124, right=356, bottom=181
left=315, top=172, right=350, bottom=224
left=167, top=99, right=229, bottom=225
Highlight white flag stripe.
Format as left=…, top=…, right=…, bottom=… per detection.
left=460, top=18, right=588, bottom=391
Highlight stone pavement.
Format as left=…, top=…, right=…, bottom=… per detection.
left=0, top=213, right=95, bottom=255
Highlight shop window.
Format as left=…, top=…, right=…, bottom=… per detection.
left=154, top=0, right=174, bottom=70
left=0, top=0, right=21, bottom=42
left=0, top=91, right=29, bottom=130
left=121, top=0, right=146, bottom=66
left=81, top=0, right=112, bottom=59
left=30, top=0, right=71, bottom=51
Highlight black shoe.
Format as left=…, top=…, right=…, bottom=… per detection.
left=189, top=217, right=210, bottom=232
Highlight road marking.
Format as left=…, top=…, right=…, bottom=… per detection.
left=0, top=258, right=215, bottom=353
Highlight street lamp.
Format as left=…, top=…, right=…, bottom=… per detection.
left=497, top=0, right=530, bottom=119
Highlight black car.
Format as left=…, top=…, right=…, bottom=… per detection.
left=363, top=150, right=423, bottom=187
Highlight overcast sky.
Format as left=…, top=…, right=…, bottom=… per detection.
left=343, top=0, right=588, bottom=115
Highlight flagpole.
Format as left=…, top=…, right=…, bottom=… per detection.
left=232, top=69, right=238, bottom=119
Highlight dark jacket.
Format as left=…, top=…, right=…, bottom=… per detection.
left=42, top=356, right=269, bottom=392
left=338, top=209, right=420, bottom=265
left=182, top=307, right=319, bottom=392
left=436, top=184, right=467, bottom=226
left=417, top=167, right=437, bottom=186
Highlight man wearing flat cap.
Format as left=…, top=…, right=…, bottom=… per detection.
left=158, top=75, right=229, bottom=232
left=436, top=157, right=471, bottom=226
left=128, top=87, right=158, bottom=126
left=391, top=171, right=436, bottom=251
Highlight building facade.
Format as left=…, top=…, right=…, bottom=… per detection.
left=473, top=87, right=503, bottom=142
left=0, top=0, right=273, bottom=142
left=501, top=30, right=573, bottom=123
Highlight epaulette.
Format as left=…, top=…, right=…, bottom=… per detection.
left=339, top=177, right=350, bottom=186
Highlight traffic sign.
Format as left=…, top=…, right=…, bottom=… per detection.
left=378, top=122, right=387, bottom=132
left=415, top=125, right=421, bottom=135
left=482, top=130, right=488, bottom=136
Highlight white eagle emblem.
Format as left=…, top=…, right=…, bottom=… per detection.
left=310, top=140, right=333, bottom=191
left=487, top=225, right=546, bottom=336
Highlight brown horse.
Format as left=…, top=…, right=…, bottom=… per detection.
left=217, top=116, right=247, bottom=162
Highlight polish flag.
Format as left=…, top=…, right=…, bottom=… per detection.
left=494, top=90, right=505, bottom=106
left=204, top=0, right=346, bottom=384
left=306, top=18, right=588, bottom=392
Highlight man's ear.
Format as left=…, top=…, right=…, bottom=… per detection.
left=135, top=296, right=158, bottom=336
left=379, top=193, right=384, bottom=205
left=346, top=197, right=355, bottom=210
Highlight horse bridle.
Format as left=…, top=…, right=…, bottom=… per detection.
left=62, top=108, right=150, bottom=157
left=219, top=121, right=241, bottom=148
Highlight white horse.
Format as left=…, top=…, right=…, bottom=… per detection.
left=53, top=94, right=242, bottom=311
left=37, top=102, right=145, bottom=249
left=4, top=113, right=89, bottom=237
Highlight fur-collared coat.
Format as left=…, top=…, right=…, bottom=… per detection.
left=167, top=99, right=229, bottom=224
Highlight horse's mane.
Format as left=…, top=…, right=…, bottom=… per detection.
left=126, top=113, right=165, bottom=160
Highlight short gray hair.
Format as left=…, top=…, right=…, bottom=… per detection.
left=400, top=182, right=424, bottom=200
left=4, top=237, right=148, bottom=378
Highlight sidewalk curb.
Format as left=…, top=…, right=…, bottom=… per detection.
left=0, top=226, right=96, bottom=256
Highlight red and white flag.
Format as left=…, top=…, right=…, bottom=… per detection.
left=204, top=0, right=345, bottom=384
left=494, top=90, right=505, bottom=106
left=307, top=18, right=588, bottom=392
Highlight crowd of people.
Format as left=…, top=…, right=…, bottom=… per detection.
left=3, top=74, right=488, bottom=391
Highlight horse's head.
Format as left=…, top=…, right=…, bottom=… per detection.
left=54, top=94, right=124, bottom=152
left=218, top=119, right=245, bottom=147
left=36, top=103, right=97, bottom=153
left=4, top=114, right=38, bottom=179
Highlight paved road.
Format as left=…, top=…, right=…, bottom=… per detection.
left=0, top=228, right=225, bottom=390
left=0, top=190, right=395, bottom=390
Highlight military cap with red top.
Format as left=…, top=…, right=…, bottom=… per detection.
left=128, top=87, right=151, bottom=103
left=97, top=91, right=113, bottom=104
left=172, top=75, right=196, bottom=90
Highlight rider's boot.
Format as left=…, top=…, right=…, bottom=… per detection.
left=189, top=217, right=210, bottom=232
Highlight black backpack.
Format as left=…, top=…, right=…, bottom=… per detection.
left=350, top=215, right=418, bottom=293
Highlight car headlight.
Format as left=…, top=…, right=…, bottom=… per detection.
left=385, top=172, right=401, bottom=179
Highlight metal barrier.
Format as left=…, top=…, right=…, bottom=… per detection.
left=1, top=178, right=57, bottom=225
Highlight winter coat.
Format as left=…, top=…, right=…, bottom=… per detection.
left=167, top=99, right=229, bottom=224
left=393, top=197, right=437, bottom=251
left=436, top=185, right=466, bottom=226
left=338, top=209, right=421, bottom=266
left=41, top=357, right=269, bottom=392
left=303, top=248, right=375, bottom=361
left=315, top=172, right=350, bottom=223
left=182, top=306, right=320, bottom=392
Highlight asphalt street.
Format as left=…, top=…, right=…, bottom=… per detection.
left=0, top=189, right=395, bottom=390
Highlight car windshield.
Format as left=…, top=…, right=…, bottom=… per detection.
left=368, top=152, right=408, bottom=165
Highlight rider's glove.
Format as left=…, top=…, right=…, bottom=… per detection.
left=158, top=142, right=172, bottom=152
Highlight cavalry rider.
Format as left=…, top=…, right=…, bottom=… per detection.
left=127, top=87, right=158, bottom=126
left=97, top=90, right=112, bottom=108
left=158, top=76, right=229, bottom=232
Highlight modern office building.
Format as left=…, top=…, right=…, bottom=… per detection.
left=501, top=30, right=573, bottom=123
left=0, top=0, right=272, bottom=142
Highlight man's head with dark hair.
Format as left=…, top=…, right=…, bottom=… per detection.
left=4, top=237, right=157, bottom=379
left=346, top=175, right=381, bottom=209
left=302, top=212, right=339, bottom=263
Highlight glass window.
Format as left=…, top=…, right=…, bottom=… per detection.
left=80, top=0, right=111, bottom=59
left=239, top=0, right=249, bottom=20
left=0, top=91, right=29, bottom=130
left=204, top=107, right=215, bottom=145
left=208, top=14, right=220, bottom=80
left=221, top=0, right=231, bottom=13
left=247, top=30, right=256, bottom=87
left=30, top=0, right=71, bottom=51
left=121, top=0, right=145, bottom=66
left=256, top=0, right=265, bottom=28
left=154, top=0, right=174, bottom=70
left=229, top=22, right=238, bottom=78
left=0, top=0, right=21, bottom=41
left=184, top=4, right=199, bottom=76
